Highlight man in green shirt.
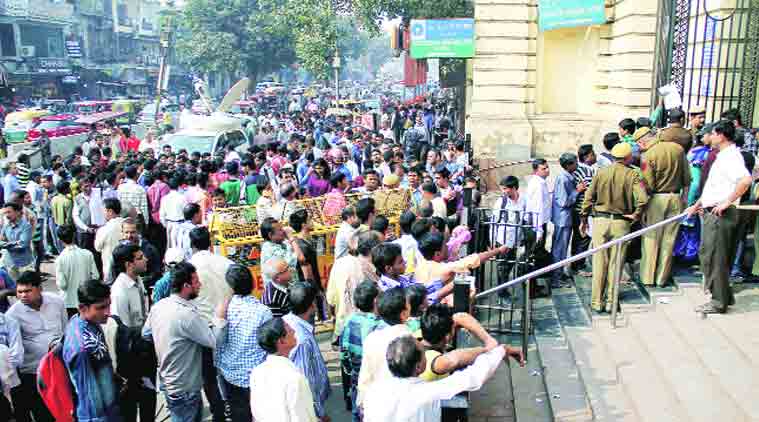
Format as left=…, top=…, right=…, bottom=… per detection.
left=220, top=161, right=243, bottom=206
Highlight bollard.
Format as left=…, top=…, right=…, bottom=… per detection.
left=454, top=274, right=472, bottom=313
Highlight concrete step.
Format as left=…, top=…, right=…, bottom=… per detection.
left=551, top=286, right=638, bottom=422
left=595, top=320, right=690, bottom=422
left=532, top=297, right=593, bottom=421
left=509, top=336, right=553, bottom=422
left=659, top=286, right=759, bottom=420
left=627, top=303, right=749, bottom=422
left=680, top=285, right=759, bottom=366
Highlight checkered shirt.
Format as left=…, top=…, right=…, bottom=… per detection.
left=214, top=295, right=273, bottom=388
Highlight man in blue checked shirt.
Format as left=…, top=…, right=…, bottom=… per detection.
left=340, top=280, right=384, bottom=422
left=214, top=264, right=272, bottom=422
left=283, top=282, right=332, bottom=421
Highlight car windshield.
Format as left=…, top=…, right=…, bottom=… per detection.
left=163, top=134, right=215, bottom=154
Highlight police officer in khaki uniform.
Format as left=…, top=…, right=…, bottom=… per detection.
left=580, top=143, right=648, bottom=315
left=657, top=109, right=693, bottom=152
left=640, top=126, right=691, bottom=287
left=688, top=105, right=706, bottom=138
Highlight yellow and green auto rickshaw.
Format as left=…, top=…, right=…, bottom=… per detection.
left=112, top=99, right=139, bottom=125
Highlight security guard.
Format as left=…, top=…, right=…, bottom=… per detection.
left=640, top=127, right=691, bottom=287
left=688, top=105, right=706, bottom=138
left=657, top=109, right=693, bottom=152
left=580, top=143, right=648, bottom=315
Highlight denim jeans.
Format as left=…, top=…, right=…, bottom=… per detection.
left=163, top=391, right=202, bottom=422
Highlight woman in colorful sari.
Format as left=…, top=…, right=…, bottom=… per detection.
left=673, top=132, right=711, bottom=261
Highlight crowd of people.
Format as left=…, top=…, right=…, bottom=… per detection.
left=0, top=97, right=529, bottom=422
left=506, top=105, right=755, bottom=316
left=0, top=91, right=753, bottom=422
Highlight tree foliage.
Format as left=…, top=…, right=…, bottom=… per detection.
left=175, top=0, right=297, bottom=79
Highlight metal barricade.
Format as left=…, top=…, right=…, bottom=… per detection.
left=472, top=207, right=539, bottom=359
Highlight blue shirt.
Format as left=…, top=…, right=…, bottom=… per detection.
left=0, top=269, right=15, bottom=313
left=215, top=295, right=273, bottom=388
left=152, top=272, right=171, bottom=304
left=2, top=218, right=33, bottom=267
left=2, top=174, right=19, bottom=200
left=283, top=313, right=331, bottom=418
left=378, top=274, right=415, bottom=291
left=63, top=315, right=121, bottom=422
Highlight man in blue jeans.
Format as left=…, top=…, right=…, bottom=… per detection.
left=143, top=262, right=228, bottom=422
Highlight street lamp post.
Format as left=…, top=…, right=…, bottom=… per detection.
left=333, top=49, right=341, bottom=104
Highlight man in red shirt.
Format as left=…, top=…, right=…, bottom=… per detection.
left=118, top=128, right=140, bottom=153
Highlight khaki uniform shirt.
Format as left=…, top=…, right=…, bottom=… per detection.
left=641, top=141, right=691, bottom=194
left=658, top=126, right=693, bottom=152
left=581, top=162, right=649, bottom=220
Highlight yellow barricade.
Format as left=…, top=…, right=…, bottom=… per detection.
left=210, top=189, right=412, bottom=297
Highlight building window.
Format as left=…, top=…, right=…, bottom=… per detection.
left=0, top=24, right=15, bottom=57
left=20, top=25, right=65, bottom=57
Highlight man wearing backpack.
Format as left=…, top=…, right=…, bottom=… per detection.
left=62, top=279, right=121, bottom=422
left=6, top=271, right=65, bottom=422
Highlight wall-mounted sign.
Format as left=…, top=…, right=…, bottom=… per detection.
left=409, top=19, right=474, bottom=59
left=33, top=58, right=71, bottom=74
left=65, top=40, right=82, bottom=58
left=538, top=0, right=606, bottom=31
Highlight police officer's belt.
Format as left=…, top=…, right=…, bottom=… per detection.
left=593, top=212, right=628, bottom=220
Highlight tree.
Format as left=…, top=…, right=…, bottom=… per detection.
left=175, top=0, right=297, bottom=80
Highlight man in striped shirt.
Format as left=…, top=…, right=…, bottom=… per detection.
left=572, top=145, right=597, bottom=275
left=261, top=257, right=292, bottom=317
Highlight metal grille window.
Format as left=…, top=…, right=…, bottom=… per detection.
left=653, top=0, right=759, bottom=126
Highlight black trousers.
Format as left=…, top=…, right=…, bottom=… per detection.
left=201, top=348, right=225, bottom=422
left=700, top=209, right=739, bottom=310
left=11, top=372, right=54, bottom=422
left=77, top=231, right=103, bottom=279
left=571, top=210, right=591, bottom=271
left=219, top=377, right=251, bottom=422
left=121, top=380, right=158, bottom=422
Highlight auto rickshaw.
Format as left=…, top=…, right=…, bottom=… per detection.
left=3, top=109, right=52, bottom=143
left=112, top=99, right=138, bottom=125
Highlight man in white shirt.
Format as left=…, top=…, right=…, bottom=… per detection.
left=110, top=243, right=149, bottom=329
left=188, top=227, right=234, bottom=322
left=117, top=165, right=149, bottom=225
left=171, top=203, right=202, bottom=260
left=356, top=287, right=410, bottom=408
left=525, top=158, right=551, bottom=242
left=159, top=176, right=188, bottom=248
left=334, top=206, right=359, bottom=260
left=95, top=198, right=125, bottom=284
left=55, top=225, right=99, bottom=317
left=250, top=318, right=319, bottom=422
left=687, top=120, right=753, bottom=314
left=363, top=335, right=521, bottom=422
left=6, top=272, right=66, bottom=422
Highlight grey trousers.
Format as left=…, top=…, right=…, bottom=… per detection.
left=699, top=208, right=738, bottom=310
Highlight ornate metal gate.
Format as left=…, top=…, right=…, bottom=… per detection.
left=653, top=0, right=759, bottom=125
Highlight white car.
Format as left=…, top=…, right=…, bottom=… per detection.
left=160, top=123, right=248, bottom=156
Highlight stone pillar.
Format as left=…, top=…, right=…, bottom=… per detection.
left=469, top=0, right=535, bottom=162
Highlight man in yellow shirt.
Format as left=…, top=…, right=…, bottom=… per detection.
left=419, top=303, right=522, bottom=382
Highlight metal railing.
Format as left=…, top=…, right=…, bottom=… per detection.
left=474, top=210, right=690, bottom=347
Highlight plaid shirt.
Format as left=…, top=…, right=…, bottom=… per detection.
left=117, top=179, right=149, bottom=222
left=340, top=312, right=386, bottom=378
left=214, top=295, right=273, bottom=388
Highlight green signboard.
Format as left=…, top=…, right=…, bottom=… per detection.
left=538, top=0, right=606, bottom=31
left=409, top=19, right=475, bottom=59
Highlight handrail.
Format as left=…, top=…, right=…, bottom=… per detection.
left=474, top=212, right=688, bottom=327
left=475, top=211, right=690, bottom=300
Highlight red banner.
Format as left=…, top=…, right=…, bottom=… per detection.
left=404, top=54, right=428, bottom=87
